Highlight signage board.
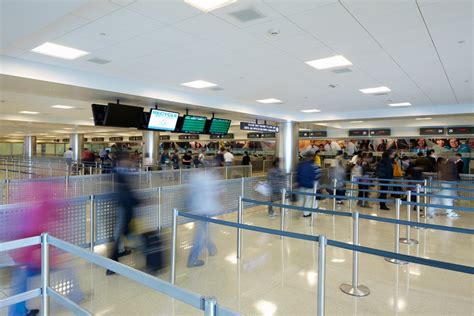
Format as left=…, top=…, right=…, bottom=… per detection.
left=370, top=129, right=391, bottom=136
left=299, top=131, right=328, bottom=138
left=210, top=133, right=234, bottom=140
left=178, top=134, right=199, bottom=140
left=128, top=136, right=143, bottom=141
left=91, top=137, right=105, bottom=142
left=159, top=135, right=171, bottom=140
left=248, top=132, right=275, bottom=139
left=420, top=127, right=445, bottom=135
left=348, top=129, right=369, bottom=137
left=61, top=138, right=70, bottom=143
left=240, top=122, right=279, bottom=133
left=109, top=137, right=123, bottom=142
left=447, top=126, right=473, bottom=135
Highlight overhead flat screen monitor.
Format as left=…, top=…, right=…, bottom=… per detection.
left=104, top=103, right=143, bottom=128
left=91, top=104, right=107, bottom=126
left=139, top=111, right=150, bottom=130
left=148, top=109, right=179, bottom=131
left=208, top=118, right=231, bottom=134
left=180, top=115, right=207, bottom=133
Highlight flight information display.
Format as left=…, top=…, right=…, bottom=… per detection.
left=181, top=115, right=207, bottom=133
left=148, top=109, right=179, bottom=131
left=209, top=118, right=231, bottom=134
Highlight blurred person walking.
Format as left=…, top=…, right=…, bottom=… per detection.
left=333, top=151, right=347, bottom=205
left=267, top=158, right=285, bottom=217
left=296, top=150, right=321, bottom=217
left=186, top=170, right=222, bottom=267
left=454, top=153, right=464, bottom=175
left=376, top=150, right=394, bottom=210
left=171, top=150, right=180, bottom=169
left=426, top=158, right=460, bottom=218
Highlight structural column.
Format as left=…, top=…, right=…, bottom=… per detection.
left=142, top=130, right=160, bottom=164
left=275, top=121, right=299, bottom=173
left=23, top=136, right=37, bottom=158
left=70, top=133, right=84, bottom=161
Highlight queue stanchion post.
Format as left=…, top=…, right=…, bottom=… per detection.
left=385, top=199, right=408, bottom=265
left=204, top=296, right=217, bottom=316
left=41, top=233, right=50, bottom=315
left=280, top=188, right=286, bottom=238
left=332, top=178, right=337, bottom=211
left=414, top=184, right=425, bottom=230
left=340, top=211, right=370, bottom=297
left=317, top=235, right=327, bottom=316
left=170, top=208, right=178, bottom=284
left=349, top=175, right=355, bottom=213
left=310, top=183, right=318, bottom=227
left=237, top=196, right=243, bottom=259
left=399, top=191, right=418, bottom=245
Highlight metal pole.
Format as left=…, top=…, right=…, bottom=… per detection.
left=414, top=184, right=425, bottom=230
left=170, top=208, right=178, bottom=284
left=349, top=175, right=355, bottom=212
left=317, top=235, right=327, bottom=316
left=399, top=191, right=418, bottom=245
left=204, top=296, right=217, bottom=316
left=148, top=170, right=152, bottom=189
left=310, top=182, right=317, bottom=227
left=250, top=164, right=253, bottom=177
left=280, top=188, right=286, bottom=238
left=340, top=212, right=370, bottom=296
left=332, top=178, right=337, bottom=211
left=225, top=166, right=228, bottom=180
left=90, top=195, right=95, bottom=252
left=157, top=187, right=162, bottom=231
left=385, top=199, right=408, bottom=265
left=423, top=179, right=428, bottom=217
left=179, top=168, right=182, bottom=185
left=41, top=233, right=50, bottom=316
left=241, top=177, right=245, bottom=198
left=237, top=196, right=243, bottom=259
left=5, top=179, right=9, bottom=204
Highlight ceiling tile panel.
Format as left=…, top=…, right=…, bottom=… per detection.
left=126, top=0, right=202, bottom=24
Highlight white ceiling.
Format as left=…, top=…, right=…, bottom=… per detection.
left=1, top=0, right=473, bottom=125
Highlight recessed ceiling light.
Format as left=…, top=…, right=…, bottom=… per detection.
left=388, top=102, right=411, bottom=107
left=349, top=120, right=363, bottom=123
left=181, top=80, right=218, bottom=89
left=63, top=128, right=73, bottom=130
left=415, top=117, right=432, bottom=121
left=52, top=105, right=75, bottom=109
left=31, top=42, right=89, bottom=60
left=301, top=109, right=321, bottom=113
left=359, top=86, right=391, bottom=94
left=257, top=98, right=282, bottom=104
left=184, top=0, right=237, bottom=12
left=19, top=111, right=39, bottom=114
left=305, top=55, right=352, bottom=70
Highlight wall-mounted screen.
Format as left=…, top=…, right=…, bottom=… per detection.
left=208, top=118, right=231, bottom=134
left=91, top=104, right=107, bottom=126
left=104, top=103, right=143, bottom=128
left=147, top=109, right=179, bottom=131
left=180, top=115, right=207, bottom=133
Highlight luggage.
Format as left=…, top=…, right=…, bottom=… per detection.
left=142, top=231, right=166, bottom=273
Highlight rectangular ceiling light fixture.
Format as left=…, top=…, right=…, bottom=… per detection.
left=349, top=120, right=363, bottom=123
left=301, top=109, right=321, bottom=113
left=184, top=0, right=237, bottom=12
left=359, top=86, right=391, bottom=94
left=52, top=105, right=75, bottom=109
left=19, top=111, right=39, bottom=114
left=415, top=117, right=432, bottom=121
left=181, top=80, right=218, bottom=89
left=31, top=42, right=89, bottom=60
left=388, top=102, right=412, bottom=107
left=305, top=55, right=352, bottom=70
left=257, top=98, right=282, bottom=104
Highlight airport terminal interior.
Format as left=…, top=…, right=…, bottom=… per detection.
left=0, top=0, right=473, bottom=315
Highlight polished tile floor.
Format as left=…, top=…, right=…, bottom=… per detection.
left=1, top=195, right=473, bottom=315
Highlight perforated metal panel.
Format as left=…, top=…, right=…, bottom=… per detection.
left=161, top=184, right=190, bottom=227
left=134, top=189, right=159, bottom=233
left=8, top=177, right=67, bottom=204
left=94, top=193, right=119, bottom=245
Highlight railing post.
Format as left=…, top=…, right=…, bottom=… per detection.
left=280, top=188, right=286, bottom=238
left=157, top=187, right=162, bottom=231
left=414, top=184, right=425, bottom=230
left=170, top=208, right=178, bottom=284
left=237, top=196, right=243, bottom=259
left=317, top=235, right=327, bottom=316
left=148, top=170, right=152, bottom=189
left=5, top=179, right=10, bottom=204
left=385, top=199, right=408, bottom=265
left=204, top=296, right=217, bottom=316
left=400, top=191, right=418, bottom=245
left=332, top=178, right=337, bottom=211
left=90, top=195, right=95, bottom=252
left=225, top=166, right=228, bottom=180
left=41, top=232, right=50, bottom=316
left=179, top=168, right=182, bottom=185
left=310, top=182, right=318, bottom=227
left=250, top=164, right=253, bottom=177
left=340, top=212, right=370, bottom=297
left=349, top=175, right=355, bottom=213
left=423, top=179, right=428, bottom=217
left=241, top=177, right=245, bottom=198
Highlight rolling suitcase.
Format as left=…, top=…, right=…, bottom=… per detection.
left=142, top=230, right=165, bottom=273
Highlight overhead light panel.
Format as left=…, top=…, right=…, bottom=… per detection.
left=359, top=86, right=391, bottom=94
left=52, top=105, right=75, bottom=109
left=415, top=117, right=432, bottom=121
left=184, top=0, right=237, bottom=12
left=181, top=80, right=218, bottom=89
left=349, top=120, right=363, bottom=123
left=31, top=42, right=89, bottom=60
left=305, top=55, right=352, bottom=70
left=301, top=109, right=321, bottom=113
left=257, top=98, right=282, bottom=104
left=388, top=102, right=411, bottom=107
left=19, top=111, right=39, bottom=114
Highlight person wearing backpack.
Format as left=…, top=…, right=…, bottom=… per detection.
left=296, top=150, right=322, bottom=217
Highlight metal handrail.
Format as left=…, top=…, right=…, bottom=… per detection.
left=0, top=234, right=239, bottom=316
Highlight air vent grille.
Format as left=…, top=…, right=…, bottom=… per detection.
left=331, top=68, right=352, bottom=74
left=87, top=57, right=111, bottom=65
left=229, top=7, right=265, bottom=22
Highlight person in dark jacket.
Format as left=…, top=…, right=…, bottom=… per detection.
left=242, top=151, right=251, bottom=165
left=454, top=153, right=464, bottom=175
left=296, top=150, right=322, bottom=217
left=415, top=152, right=432, bottom=173
left=376, top=150, right=394, bottom=210
left=426, top=150, right=437, bottom=172
left=267, top=158, right=285, bottom=217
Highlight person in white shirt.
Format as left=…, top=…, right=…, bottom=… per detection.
left=346, top=140, right=357, bottom=156
left=223, top=149, right=234, bottom=167
left=198, top=149, right=206, bottom=166
left=63, top=147, right=74, bottom=166
left=324, top=141, right=331, bottom=153
left=330, top=140, right=341, bottom=152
